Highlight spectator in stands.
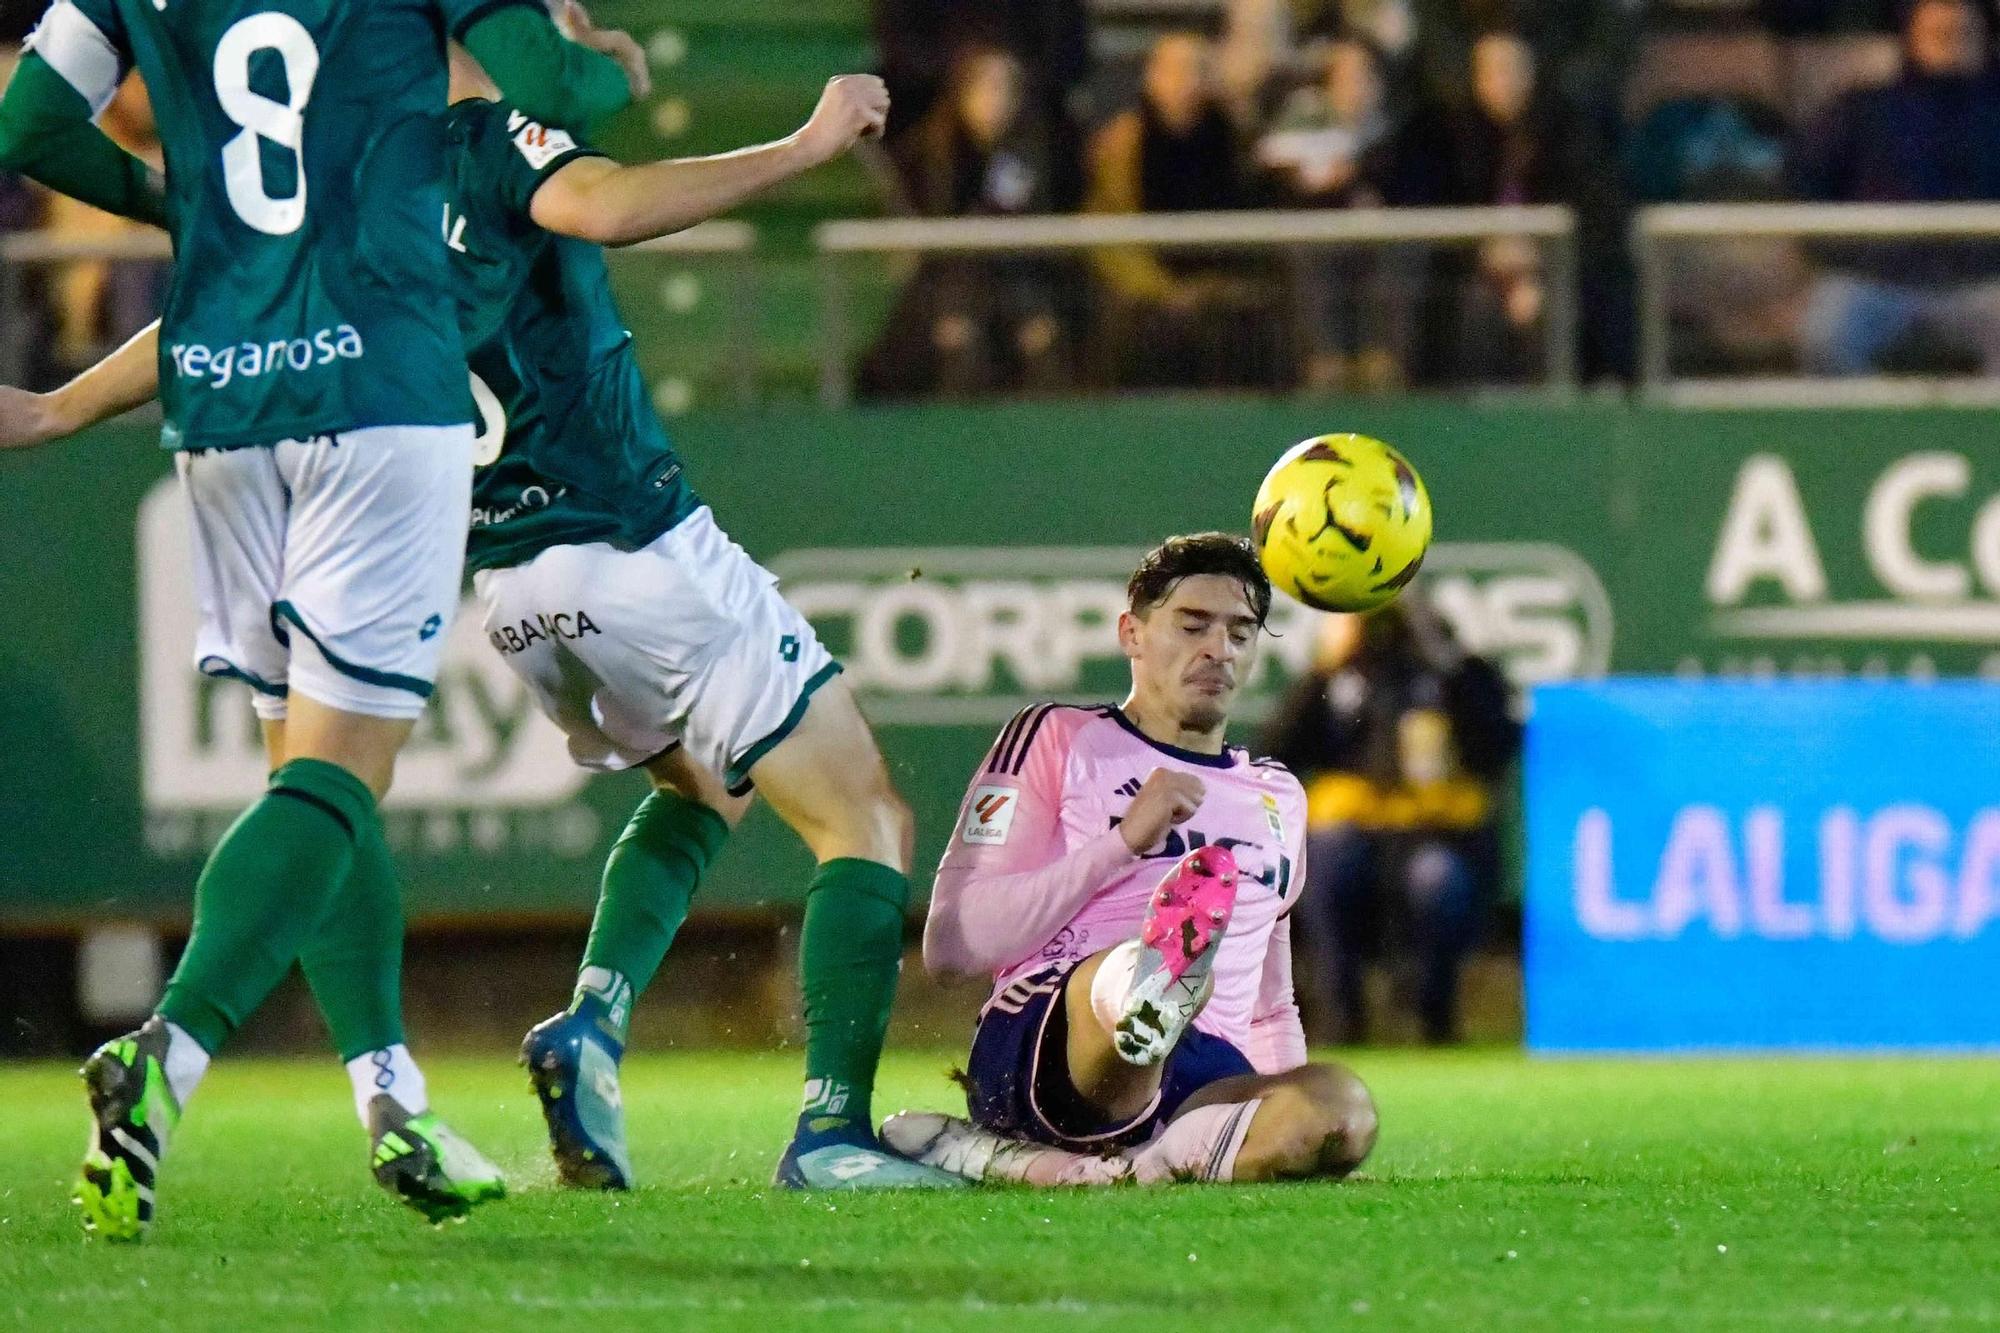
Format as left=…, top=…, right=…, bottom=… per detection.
left=1257, top=36, right=1415, bottom=390
left=1406, top=29, right=1562, bottom=382
left=874, top=0, right=1089, bottom=175
left=1262, top=594, right=1519, bottom=1046
left=1792, top=0, right=2000, bottom=374
left=1219, top=0, right=1419, bottom=126
left=1624, top=39, right=1805, bottom=375
left=0, top=44, right=56, bottom=389
left=1086, top=33, right=1286, bottom=386
left=865, top=47, right=1075, bottom=396
left=40, top=73, right=165, bottom=375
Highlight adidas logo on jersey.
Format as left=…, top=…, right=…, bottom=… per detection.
left=1113, top=778, right=1145, bottom=800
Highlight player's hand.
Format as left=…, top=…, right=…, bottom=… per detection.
left=0, top=386, right=59, bottom=451
left=795, top=75, right=890, bottom=166
left=1118, top=769, right=1206, bottom=854
left=559, top=0, right=650, bottom=100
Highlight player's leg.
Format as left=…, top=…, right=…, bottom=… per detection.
left=522, top=747, right=749, bottom=1189
left=744, top=678, right=961, bottom=1188
left=1056, top=845, right=1241, bottom=1117
left=263, top=425, right=504, bottom=1222
left=884, top=848, right=1240, bottom=1189
left=529, top=507, right=953, bottom=1188
left=75, top=447, right=308, bottom=1239
left=474, top=540, right=756, bottom=1189
left=1166, top=1061, right=1378, bottom=1183
left=886, top=1060, right=1377, bottom=1188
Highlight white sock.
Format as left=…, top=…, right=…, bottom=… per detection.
left=161, top=1020, right=210, bottom=1108
left=345, top=1044, right=428, bottom=1125
left=1088, top=940, right=1143, bottom=1031
left=1132, top=1099, right=1263, bottom=1184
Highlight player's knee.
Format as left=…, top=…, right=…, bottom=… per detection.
left=1248, top=1069, right=1377, bottom=1181
left=1301, top=1064, right=1379, bottom=1177
left=1239, top=1086, right=1340, bottom=1180
left=816, top=759, right=914, bottom=868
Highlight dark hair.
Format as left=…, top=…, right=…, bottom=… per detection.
left=1127, top=532, right=1273, bottom=626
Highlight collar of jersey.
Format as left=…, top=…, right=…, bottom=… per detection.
left=1109, top=707, right=1240, bottom=769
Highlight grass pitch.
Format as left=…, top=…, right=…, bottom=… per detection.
left=0, top=1049, right=1993, bottom=1330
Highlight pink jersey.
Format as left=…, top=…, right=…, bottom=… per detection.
left=926, top=703, right=1310, bottom=1073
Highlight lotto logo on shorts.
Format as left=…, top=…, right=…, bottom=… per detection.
left=961, top=784, right=1019, bottom=845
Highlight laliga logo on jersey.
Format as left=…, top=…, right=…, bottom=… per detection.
left=134, top=479, right=582, bottom=813
left=1708, top=452, right=2000, bottom=643
left=961, top=785, right=1018, bottom=845
left=769, top=543, right=1608, bottom=727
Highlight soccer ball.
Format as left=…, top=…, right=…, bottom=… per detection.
left=1251, top=433, right=1432, bottom=612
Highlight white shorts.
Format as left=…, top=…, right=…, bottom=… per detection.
left=178, top=424, right=475, bottom=722
left=471, top=506, right=839, bottom=789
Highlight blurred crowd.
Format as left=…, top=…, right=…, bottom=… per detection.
left=0, top=3, right=166, bottom=393
left=1263, top=597, right=1519, bottom=1045
left=864, top=0, right=2000, bottom=393
left=8, top=0, right=2000, bottom=393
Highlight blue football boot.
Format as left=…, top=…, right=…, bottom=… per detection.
left=520, top=999, right=632, bottom=1190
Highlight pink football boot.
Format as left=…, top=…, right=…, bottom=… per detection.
left=1111, top=845, right=1241, bottom=1066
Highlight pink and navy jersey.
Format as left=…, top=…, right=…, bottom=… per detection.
left=927, top=703, right=1310, bottom=1070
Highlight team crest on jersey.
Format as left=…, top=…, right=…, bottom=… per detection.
left=962, top=784, right=1019, bottom=845
left=507, top=110, right=578, bottom=171
left=1261, top=793, right=1285, bottom=842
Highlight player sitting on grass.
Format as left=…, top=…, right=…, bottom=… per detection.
left=882, top=535, right=1378, bottom=1185
left=0, top=0, right=643, bottom=1236
left=0, top=39, right=955, bottom=1191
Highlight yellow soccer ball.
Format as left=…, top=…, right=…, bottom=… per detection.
left=1251, top=433, right=1433, bottom=612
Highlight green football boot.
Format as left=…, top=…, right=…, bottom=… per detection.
left=367, top=1095, right=507, bottom=1224
left=75, top=1016, right=181, bottom=1242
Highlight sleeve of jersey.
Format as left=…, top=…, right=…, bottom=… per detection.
left=924, top=708, right=1137, bottom=977
left=487, top=105, right=606, bottom=220
left=0, top=45, right=165, bottom=228
left=1279, top=777, right=1310, bottom=918
left=1244, top=914, right=1309, bottom=1075
left=456, top=4, right=631, bottom=134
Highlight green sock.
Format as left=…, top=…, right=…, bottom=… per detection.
left=797, top=858, right=911, bottom=1132
left=299, top=819, right=404, bottom=1062
left=576, top=789, right=729, bottom=1040
left=158, top=758, right=376, bottom=1054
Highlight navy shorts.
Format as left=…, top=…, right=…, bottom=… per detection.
left=964, top=962, right=1256, bottom=1150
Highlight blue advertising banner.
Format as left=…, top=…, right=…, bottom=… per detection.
left=1526, top=680, right=2000, bottom=1052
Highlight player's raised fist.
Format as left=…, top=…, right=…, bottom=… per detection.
left=1119, top=769, right=1206, bottom=854
left=558, top=0, right=650, bottom=100
left=0, top=386, right=59, bottom=451
left=797, top=75, right=890, bottom=165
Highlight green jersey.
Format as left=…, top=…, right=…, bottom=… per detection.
left=441, top=97, right=699, bottom=576
left=35, top=0, right=498, bottom=448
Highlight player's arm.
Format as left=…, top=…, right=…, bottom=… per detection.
left=0, top=317, right=159, bottom=450
left=0, top=19, right=165, bottom=228
left=456, top=0, right=642, bottom=132
left=527, top=75, right=888, bottom=246
left=925, top=717, right=1203, bottom=978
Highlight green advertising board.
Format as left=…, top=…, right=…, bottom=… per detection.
left=3, top=399, right=1998, bottom=925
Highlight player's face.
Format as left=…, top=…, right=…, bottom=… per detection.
left=1122, top=574, right=1263, bottom=733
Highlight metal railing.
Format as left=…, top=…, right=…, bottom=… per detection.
left=1634, top=202, right=2000, bottom=407
left=24, top=205, right=2000, bottom=411
left=812, top=206, right=1581, bottom=407
left=0, top=220, right=760, bottom=403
